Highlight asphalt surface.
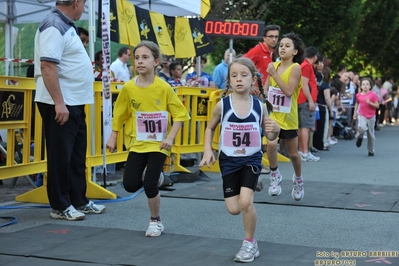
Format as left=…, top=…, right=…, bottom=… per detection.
left=0, top=124, right=398, bottom=265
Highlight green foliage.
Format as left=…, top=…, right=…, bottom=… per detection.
left=5, top=0, right=399, bottom=80
left=353, top=1, right=399, bottom=78
left=6, top=20, right=129, bottom=77
left=208, top=0, right=399, bottom=79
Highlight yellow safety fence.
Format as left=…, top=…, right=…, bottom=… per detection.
left=0, top=76, right=289, bottom=204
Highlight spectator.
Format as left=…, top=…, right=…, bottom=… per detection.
left=327, top=79, right=341, bottom=147
left=110, top=46, right=131, bottom=82
left=158, top=55, right=173, bottom=81
left=186, top=56, right=215, bottom=88
left=94, top=50, right=103, bottom=81
left=77, top=26, right=89, bottom=48
left=313, top=63, right=333, bottom=151
left=382, top=74, right=394, bottom=125
left=167, top=62, right=184, bottom=87
left=244, top=24, right=280, bottom=86
left=372, top=77, right=382, bottom=130
left=34, top=0, right=105, bottom=221
left=349, top=73, right=360, bottom=130
left=393, top=85, right=399, bottom=121
left=332, top=63, right=347, bottom=80
left=297, top=46, right=320, bottom=162
left=213, top=48, right=236, bottom=89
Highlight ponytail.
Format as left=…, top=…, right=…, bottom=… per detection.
left=255, top=73, right=273, bottom=113
left=222, top=82, right=230, bottom=98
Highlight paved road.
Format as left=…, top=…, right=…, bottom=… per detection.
left=0, top=124, right=398, bottom=265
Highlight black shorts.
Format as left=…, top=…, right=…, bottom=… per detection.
left=279, top=129, right=298, bottom=139
left=222, top=165, right=260, bottom=198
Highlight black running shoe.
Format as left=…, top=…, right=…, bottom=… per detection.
left=356, top=137, right=363, bottom=147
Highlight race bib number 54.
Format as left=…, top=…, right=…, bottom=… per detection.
left=221, top=122, right=261, bottom=156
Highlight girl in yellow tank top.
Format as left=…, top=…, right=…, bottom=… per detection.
left=263, top=32, right=306, bottom=201
left=269, top=61, right=302, bottom=129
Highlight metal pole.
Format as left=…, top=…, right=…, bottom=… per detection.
left=6, top=0, right=14, bottom=76
left=229, top=38, right=233, bottom=63
left=88, top=0, right=95, bottom=62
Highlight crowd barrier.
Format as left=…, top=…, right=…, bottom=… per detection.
left=0, top=76, right=288, bottom=204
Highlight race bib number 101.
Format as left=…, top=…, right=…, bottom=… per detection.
left=136, top=111, right=168, bottom=141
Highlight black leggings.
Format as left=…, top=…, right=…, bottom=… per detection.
left=313, top=107, right=327, bottom=150
left=123, top=152, right=166, bottom=198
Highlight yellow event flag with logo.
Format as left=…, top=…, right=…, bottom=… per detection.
left=149, top=11, right=174, bottom=55
left=117, top=0, right=140, bottom=46
left=174, top=17, right=196, bottom=58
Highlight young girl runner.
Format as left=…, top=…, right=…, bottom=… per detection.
left=264, top=32, right=305, bottom=200
left=353, top=77, right=379, bottom=156
left=106, top=41, right=190, bottom=237
left=199, top=57, right=280, bottom=263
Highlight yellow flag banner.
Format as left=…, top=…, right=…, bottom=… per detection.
left=149, top=12, right=174, bottom=55
left=117, top=0, right=140, bottom=46
left=174, top=17, right=196, bottom=58
left=97, top=0, right=213, bottom=58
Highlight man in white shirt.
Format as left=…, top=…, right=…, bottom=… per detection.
left=110, top=47, right=131, bottom=82
left=34, top=0, right=105, bottom=221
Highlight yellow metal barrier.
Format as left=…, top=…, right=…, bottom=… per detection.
left=0, top=77, right=289, bottom=203
left=172, top=86, right=218, bottom=172
left=0, top=76, right=127, bottom=203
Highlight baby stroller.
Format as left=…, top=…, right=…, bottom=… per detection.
left=333, top=115, right=355, bottom=140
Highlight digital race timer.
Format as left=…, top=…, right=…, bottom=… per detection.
left=204, top=18, right=264, bottom=40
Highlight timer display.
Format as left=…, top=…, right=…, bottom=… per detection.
left=205, top=19, right=264, bottom=40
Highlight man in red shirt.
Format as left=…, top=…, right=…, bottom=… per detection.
left=298, top=46, right=320, bottom=162
left=244, top=25, right=280, bottom=86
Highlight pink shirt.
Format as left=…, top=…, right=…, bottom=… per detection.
left=379, top=87, right=388, bottom=104
left=356, top=91, right=379, bottom=119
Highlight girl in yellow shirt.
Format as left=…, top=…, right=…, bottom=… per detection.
left=106, top=41, right=190, bottom=237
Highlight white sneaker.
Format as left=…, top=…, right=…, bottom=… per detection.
left=326, top=138, right=337, bottom=146
left=145, top=220, right=164, bottom=237
left=158, top=172, right=164, bottom=187
left=300, top=152, right=320, bottom=162
left=291, top=175, right=304, bottom=201
left=50, top=205, right=85, bottom=221
left=331, top=136, right=339, bottom=142
left=234, top=240, right=260, bottom=262
left=77, top=200, right=106, bottom=214
left=268, top=172, right=282, bottom=196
